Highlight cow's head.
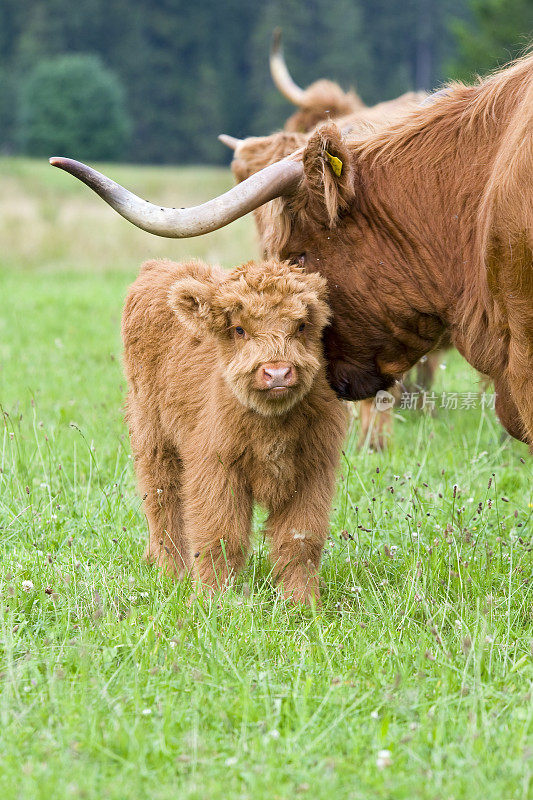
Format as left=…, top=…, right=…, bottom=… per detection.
left=169, top=260, right=330, bottom=416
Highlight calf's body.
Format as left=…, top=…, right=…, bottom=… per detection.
left=122, top=259, right=348, bottom=602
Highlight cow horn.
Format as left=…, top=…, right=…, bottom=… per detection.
left=218, top=134, right=243, bottom=151
left=49, top=156, right=303, bottom=238
left=270, top=28, right=306, bottom=107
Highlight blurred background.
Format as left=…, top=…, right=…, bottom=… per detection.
left=1, top=0, right=532, bottom=166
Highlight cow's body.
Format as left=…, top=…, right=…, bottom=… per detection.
left=283, top=82, right=424, bottom=135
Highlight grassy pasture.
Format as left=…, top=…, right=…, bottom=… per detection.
left=0, top=157, right=532, bottom=799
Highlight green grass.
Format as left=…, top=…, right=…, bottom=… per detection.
left=0, top=158, right=532, bottom=800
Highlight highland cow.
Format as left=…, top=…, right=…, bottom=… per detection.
left=122, top=259, right=348, bottom=603
left=50, top=54, right=533, bottom=449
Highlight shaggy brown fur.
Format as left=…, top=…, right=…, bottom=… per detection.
left=335, top=91, right=427, bottom=136
left=122, top=259, right=348, bottom=603
left=282, top=77, right=425, bottom=135
left=284, top=80, right=365, bottom=133
left=264, top=54, right=533, bottom=447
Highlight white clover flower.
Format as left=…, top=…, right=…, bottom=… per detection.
left=141, top=708, right=152, bottom=716
left=21, top=580, right=34, bottom=592
left=377, top=749, right=392, bottom=769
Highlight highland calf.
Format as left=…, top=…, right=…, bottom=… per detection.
left=122, top=259, right=348, bottom=603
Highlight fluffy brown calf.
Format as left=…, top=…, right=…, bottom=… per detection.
left=122, top=259, right=348, bottom=602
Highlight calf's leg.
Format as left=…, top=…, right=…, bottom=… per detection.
left=265, top=472, right=337, bottom=604
left=135, top=444, right=190, bottom=578
left=182, top=466, right=253, bottom=594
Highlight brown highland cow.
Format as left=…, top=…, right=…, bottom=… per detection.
left=122, top=258, right=348, bottom=602
left=50, top=54, right=533, bottom=449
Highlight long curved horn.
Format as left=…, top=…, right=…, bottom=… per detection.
left=218, top=134, right=243, bottom=151
left=270, top=28, right=306, bottom=107
left=49, top=156, right=302, bottom=238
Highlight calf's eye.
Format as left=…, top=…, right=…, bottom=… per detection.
left=235, top=326, right=246, bottom=337
left=298, top=323, right=306, bottom=333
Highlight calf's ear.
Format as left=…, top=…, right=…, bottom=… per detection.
left=169, top=263, right=220, bottom=336
left=299, top=122, right=354, bottom=227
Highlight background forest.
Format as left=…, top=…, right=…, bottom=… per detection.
left=1, top=0, right=532, bottom=164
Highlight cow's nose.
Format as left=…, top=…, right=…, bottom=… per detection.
left=259, top=362, right=295, bottom=389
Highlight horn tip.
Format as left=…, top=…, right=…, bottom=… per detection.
left=49, top=156, right=74, bottom=169
left=218, top=134, right=240, bottom=151
left=271, top=28, right=282, bottom=53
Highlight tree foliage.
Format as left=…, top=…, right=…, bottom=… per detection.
left=0, top=0, right=529, bottom=164
left=450, top=0, right=533, bottom=80
left=18, top=54, right=131, bottom=161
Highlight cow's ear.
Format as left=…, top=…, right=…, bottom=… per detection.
left=300, top=123, right=355, bottom=227
left=168, top=262, right=221, bottom=337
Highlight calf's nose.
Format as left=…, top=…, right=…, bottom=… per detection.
left=258, top=362, right=295, bottom=389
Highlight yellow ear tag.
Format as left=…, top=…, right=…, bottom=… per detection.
left=325, top=150, right=343, bottom=177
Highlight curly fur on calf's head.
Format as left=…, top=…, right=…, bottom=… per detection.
left=169, top=259, right=331, bottom=416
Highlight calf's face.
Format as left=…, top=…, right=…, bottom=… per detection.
left=170, top=260, right=330, bottom=416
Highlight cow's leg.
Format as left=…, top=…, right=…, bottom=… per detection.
left=507, top=333, right=533, bottom=447
left=136, top=444, right=190, bottom=578
left=416, top=350, right=442, bottom=391
left=495, top=245, right=533, bottom=448
left=182, top=467, right=253, bottom=595
left=358, top=398, right=393, bottom=451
